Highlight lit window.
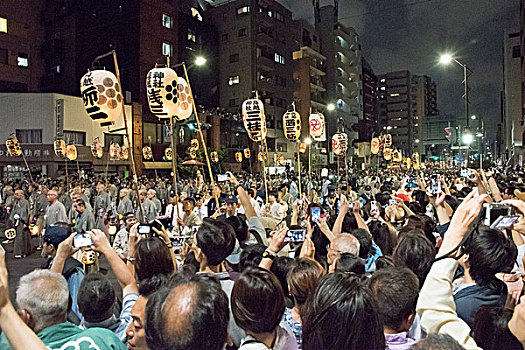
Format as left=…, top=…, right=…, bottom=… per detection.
left=191, top=8, right=203, bottom=21
left=390, top=93, right=400, bottom=97
left=162, top=42, right=172, bottom=56
left=0, top=17, right=6, bottom=33
left=237, top=6, right=250, bottom=15
left=188, top=29, right=197, bottom=42
left=162, top=14, right=172, bottom=28
left=228, top=75, right=240, bottom=85
left=17, top=53, right=28, bottom=67
left=274, top=11, right=284, bottom=22
left=380, top=78, right=385, bottom=83
left=274, top=53, right=285, bottom=65
left=380, top=86, right=385, bottom=91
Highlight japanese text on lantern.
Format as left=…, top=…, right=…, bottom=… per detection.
left=146, top=71, right=167, bottom=116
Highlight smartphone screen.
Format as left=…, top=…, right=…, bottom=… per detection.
left=485, top=204, right=512, bottom=227
left=73, top=233, right=93, bottom=248
left=311, top=207, right=321, bottom=223
left=492, top=215, right=519, bottom=230
left=217, top=174, right=228, bottom=182
left=370, top=201, right=378, bottom=215
left=138, top=225, right=151, bottom=235
left=284, top=229, right=305, bottom=243
left=430, top=175, right=440, bottom=195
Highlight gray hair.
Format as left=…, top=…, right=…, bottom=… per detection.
left=16, top=270, right=69, bottom=333
left=147, top=189, right=156, bottom=196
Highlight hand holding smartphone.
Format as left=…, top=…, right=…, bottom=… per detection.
left=73, top=233, right=93, bottom=248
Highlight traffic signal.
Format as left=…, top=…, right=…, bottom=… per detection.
left=445, top=127, right=456, bottom=143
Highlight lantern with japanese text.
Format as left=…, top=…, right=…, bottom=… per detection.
left=403, top=157, right=412, bottom=170
left=384, top=134, right=392, bottom=148
left=189, top=146, right=197, bottom=159
left=412, top=152, right=420, bottom=170
left=54, top=139, right=66, bottom=158
left=109, top=143, right=120, bottom=160
left=211, top=151, right=219, bottom=163
left=279, top=156, right=285, bottom=165
left=90, top=140, right=103, bottom=159
left=283, top=111, right=301, bottom=141
left=235, top=152, right=243, bottom=163
left=299, top=143, right=307, bottom=153
left=393, top=149, right=402, bottom=162
left=174, top=77, right=193, bottom=120
left=332, top=132, right=348, bottom=156
left=6, top=137, right=21, bottom=157
left=146, top=67, right=179, bottom=119
left=190, top=138, right=199, bottom=151
left=80, top=70, right=123, bottom=126
left=66, top=145, right=77, bottom=161
left=371, top=137, right=380, bottom=155
left=258, top=152, right=267, bottom=162
left=309, top=113, right=326, bottom=141
left=383, top=148, right=392, bottom=161
left=120, top=145, right=129, bottom=160
left=244, top=148, right=251, bottom=159
left=273, top=153, right=279, bottom=164
left=143, top=146, right=153, bottom=160
left=165, top=147, right=173, bottom=161
left=242, top=98, right=267, bottom=142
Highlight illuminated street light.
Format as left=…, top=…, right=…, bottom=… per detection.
left=471, top=115, right=477, bottom=120
left=305, top=137, right=312, bottom=145
left=195, top=56, right=207, bottom=66
left=439, top=53, right=471, bottom=127
left=476, top=132, right=483, bottom=138
left=462, top=133, right=473, bottom=145
left=386, top=126, right=393, bottom=130
left=415, top=139, right=420, bottom=144
left=439, top=54, right=453, bottom=65
left=327, top=103, right=336, bottom=111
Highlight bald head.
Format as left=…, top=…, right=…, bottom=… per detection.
left=328, top=234, right=361, bottom=266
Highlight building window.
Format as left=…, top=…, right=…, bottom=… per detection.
left=16, top=129, right=42, bottom=144
left=513, top=45, right=521, bottom=58
left=238, top=28, right=247, bottom=37
left=0, top=17, right=6, bottom=33
left=162, top=14, right=172, bottom=28
left=277, top=142, right=287, bottom=152
left=274, top=53, right=285, bottom=65
left=64, top=130, right=86, bottom=146
left=229, top=98, right=239, bottom=107
left=0, top=48, right=7, bottom=64
left=221, top=33, right=229, bottom=41
left=188, top=29, right=197, bottom=42
left=162, top=42, right=172, bottom=56
left=106, top=133, right=125, bottom=148
left=228, top=75, right=240, bottom=85
left=17, top=53, right=28, bottom=67
left=274, top=11, right=284, bottom=22
left=229, top=53, right=239, bottom=63
left=237, top=6, right=250, bottom=15
left=191, top=8, right=203, bottom=21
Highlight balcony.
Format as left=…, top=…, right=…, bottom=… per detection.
left=257, top=56, right=275, bottom=71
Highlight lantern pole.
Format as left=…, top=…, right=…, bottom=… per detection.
left=170, top=116, right=182, bottom=233
left=64, top=157, right=69, bottom=192
left=181, top=62, right=219, bottom=209
left=108, top=50, right=145, bottom=224
left=344, top=151, right=350, bottom=198
left=297, top=142, right=302, bottom=199
left=20, top=151, right=35, bottom=185
left=147, top=136, right=159, bottom=180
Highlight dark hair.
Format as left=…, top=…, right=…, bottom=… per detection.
left=225, top=215, right=249, bottom=243
left=135, top=237, right=175, bottom=282
left=183, top=197, right=196, bottom=207
left=473, top=306, right=522, bottom=350
left=335, top=253, right=366, bottom=275
left=196, top=219, right=236, bottom=266
left=393, top=231, right=435, bottom=287
left=138, top=275, right=168, bottom=297
left=231, top=267, right=285, bottom=334
left=145, top=273, right=229, bottom=350
left=302, top=273, right=385, bottom=350
left=463, top=225, right=517, bottom=287
left=410, top=334, right=465, bottom=350
left=375, top=256, right=395, bottom=270
left=239, top=244, right=266, bottom=272
left=75, top=198, right=86, bottom=207
left=77, top=273, right=115, bottom=322
left=351, top=228, right=373, bottom=259
left=369, top=267, right=419, bottom=332
left=368, top=220, right=396, bottom=256
left=270, top=256, right=293, bottom=297
left=287, top=258, right=325, bottom=316
left=405, top=215, right=437, bottom=246
left=247, top=188, right=255, bottom=197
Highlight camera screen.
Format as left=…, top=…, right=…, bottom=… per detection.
left=311, top=207, right=321, bottom=222
left=73, top=233, right=92, bottom=248
left=138, top=225, right=151, bottom=235
left=489, top=206, right=511, bottom=226
left=284, top=229, right=305, bottom=243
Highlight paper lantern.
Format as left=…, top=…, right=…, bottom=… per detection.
left=29, top=224, right=39, bottom=236
left=403, top=157, right=412, bottom=170
left=66, top=145, right=77, bottom=161
left=120, top=145, right=129, bottom=160
left=244, top=148, right=251, bottom=159
left=379, top=135, right=386, bottom=149
left=54, top=139, right=66, bottom=158
left=211, top=151, right=219, bottom=163
left=371, top=137, right=380, bottom=155
left=146, top=67, right=179, bottom=119
left=174, top=77, right=193, bottom=120
left=299, top=143, right=307, bottom=153
left=258, top=152, right=267, bottom=162
left=384, top=134, right=392, bottom=148
left=109, top=143, right=121, bottom=160
left=108, top=225, right=118, bottom=236
left=309, top=113, right=326, bottom=141
left=6, top=137, right=21, bottom=157
left=165, top=147, right=173, bottom=161
left=143, top=146, right=153, bottom=160
left=283, top=111, right=301, bottom=141
left=242, top=98, right=267, bottom=142
left=412, top=152, right=420, bottom=170
left=90, top=140, right=103, bottom=159
left=393, top=149, right=402, bottom=162
left=235, top=151, right=243, bottom=163
left=383, top=148, right=392, bottom=161
left=189, top=146, right=197, bottom=159
left=273, top=153, right=279, bottom=164
left=332, top=132, right=348, bottom=155
left=80, top=69, right=122, bottom=126
left=191, top=138, right=199, bottom=151
left=82, top=248, right=96, bottom=265
left=4, top=228, right=16, bottom=240
left=279, top=156, right=285, bottom=165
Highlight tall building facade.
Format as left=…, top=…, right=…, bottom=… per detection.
left=314, top=2, right=363, bottom=154
left=503, top=29, right=522, bottom=161
left=356, top=57, right=379, bottom=142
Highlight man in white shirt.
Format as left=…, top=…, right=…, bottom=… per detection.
left=261, top=191, right=286, bottom=227
left=193, top=194, right=208, bottom=220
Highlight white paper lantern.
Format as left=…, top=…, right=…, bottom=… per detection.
left=143, top=146, right=153, bottom=160
left=80, top=70, right=122, bottom=126
left=146, top=67, right=179, bottom=119
left=242, top=98, right=267, bottom=142
left=66, top=145, right=77, bottom=161
left=174, top=77, right=193, bottom=120
left=120, top=145, right=129, bottom=160
left=165, top=147, right=173, bottom=161
left=332, top=132, right=348, bottom=156
left=54, top=139, right=66, bottom=158
left=90, top=140, right=103, bottom=159
left=309, top=113, right=326, bottom=141
left=283, top=111, right=301, bottom=141
left=6, top=137, right=21, bottom=157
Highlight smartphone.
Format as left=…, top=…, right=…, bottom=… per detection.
left=460, top=168, right=471, bottom=178
left=389, top=199, right=397, bottom=206
left=138, top=225, right=151, bottom=235
left=171, top=236, right=186, bottom=249
left=491, top=215, right=519, bottom=230
left=311, top=207, right=321, bottom=223
left=320, top=213, right=329, bottom=220
left=370, top=201, right=378, bottom=215
left=430, top=175, right=440, bottom=195
left=73, top=233, right=93, bottom=248
left=484, top=204, right=512, bottom=227
left=217, top=174, right=228, bottom=182
left=284, top=229, right=305, bottom=243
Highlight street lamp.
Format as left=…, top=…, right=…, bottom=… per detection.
left=471, top=115, right=477, bottom=120
left=195, top=56, right=207, bottom=66
left=327, top=103, right=336, bottom=111
left=439, top=53, right=472, bottom=127
left=462, top=133, right=473, bottom=145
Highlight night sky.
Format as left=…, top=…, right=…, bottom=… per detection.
left=280, top=0, right=519, bottom=140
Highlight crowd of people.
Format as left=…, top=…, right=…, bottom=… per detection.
left=0, top=165, right=525, bottom=350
